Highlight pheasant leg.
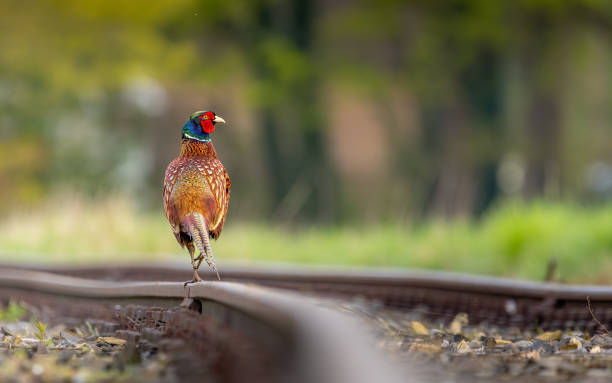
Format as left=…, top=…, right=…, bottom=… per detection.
left=194, top=254, right=204, bottom=269
left=184, top=244, right=204, bottom=286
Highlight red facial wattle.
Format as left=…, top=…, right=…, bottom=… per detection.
left=199, top=112, right=216, bottom=134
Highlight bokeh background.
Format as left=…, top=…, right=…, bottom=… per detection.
left=1, top=0, right=611, bottom=282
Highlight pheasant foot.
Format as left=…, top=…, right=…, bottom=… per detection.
left=184, top=270, right=203, bottom=286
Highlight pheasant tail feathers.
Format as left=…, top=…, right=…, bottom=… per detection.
left=181, top=213, right=220, bottom=280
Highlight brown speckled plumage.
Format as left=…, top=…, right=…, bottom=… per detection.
left=163, top=112, right=230, bottom=283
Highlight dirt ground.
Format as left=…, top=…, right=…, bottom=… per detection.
left=330, top=297, right=612, bottom=382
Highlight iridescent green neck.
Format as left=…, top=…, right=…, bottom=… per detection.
left=181, top=119, right=211, bottom=142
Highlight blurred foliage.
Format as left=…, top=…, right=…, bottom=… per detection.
left=0, top=197, right=610, bottom=284
left=0, top=301, right=26, bottom=323
left=0, top=2, right=611, bottom=284
left=0, top=0, right=611, bottom=223
left=0, top=198, right=612, bottom=283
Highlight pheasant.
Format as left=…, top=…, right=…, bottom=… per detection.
left=163, top=111, right=231, bottom=284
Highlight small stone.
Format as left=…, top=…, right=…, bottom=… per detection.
left=468, top=340, right=481, bottom=349
left=559, top=336, right=582, bottom=351
left=61, top=330, right=82, bottom=345
left=483, top=337, right=497, bottom=347
left=73, top=371, right=88, bottom=383
left=531, top=340, right=554, bottom=354
left=31, top=364, right=44, bottom=375
left=522, top=350, right=540, bottom=359
left=591, top=334, right=612, bottom=348
left=514, top=340, right=533, bottom=350
left=429, top=329, right=444, bottom=339
left=35, top=340, right=48, bottom=354
left=590, top=345, right=602, bottom=353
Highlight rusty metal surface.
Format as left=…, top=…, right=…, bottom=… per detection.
left=12, top=263, right=612, bottom=330
left=0, top=267, right=407, bottom=383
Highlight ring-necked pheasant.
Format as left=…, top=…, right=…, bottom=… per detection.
left=163, top=111, right=231, bottom=285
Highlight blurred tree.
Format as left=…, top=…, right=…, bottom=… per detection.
left=0, top=0, right=610, bottom=221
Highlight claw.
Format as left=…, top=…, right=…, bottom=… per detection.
left=184, top=270, right=203, bottom=286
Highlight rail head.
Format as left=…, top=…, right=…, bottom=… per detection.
left=12, top=262, right=612, bottom=301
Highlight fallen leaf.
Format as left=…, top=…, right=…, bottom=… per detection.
left=449, top=313, right=469, bottom=334
left=96, top=337, right=126, bottom=346
left=495, top=339, right=512, bottom=345
left=535, top=330, right=561, bottom=341
left=455, top=340, right=472, bottom=354
left=410, top=321, right=429, bottom=336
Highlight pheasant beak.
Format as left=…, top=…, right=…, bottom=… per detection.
left=213, top=116, right=226, bottom=124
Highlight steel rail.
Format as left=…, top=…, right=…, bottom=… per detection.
left=19, top=263, right=612, bottom=299
left=11, top=263, right=612, bottom=330
left=0, top=268, right=406, bottom=383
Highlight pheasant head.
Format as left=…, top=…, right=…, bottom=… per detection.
left=182, top=110, right=226, bottom=142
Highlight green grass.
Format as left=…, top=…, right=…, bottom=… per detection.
left=0, top=197, right=611, bottom=284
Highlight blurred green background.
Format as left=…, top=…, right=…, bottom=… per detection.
left=1, top=0, right=611, bottom=283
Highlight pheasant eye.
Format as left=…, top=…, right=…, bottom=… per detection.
left=201, top=115, right=208, bottom=120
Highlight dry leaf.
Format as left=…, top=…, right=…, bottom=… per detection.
left=455, top=340, right=472, bottom=354
left=96, top=337, right=126, bottom=346
left=535, top=330, right=561, bottom=341
left=495, top=339, right=512, bottom=345
left=560, top=343, right=578, bottom=351
left=410, top=321, right=429, bottom=336
left=449, top=313, right=469, bottom=334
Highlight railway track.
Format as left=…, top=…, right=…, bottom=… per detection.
left=23, top=263, right=612, bottom=331
left=1, top=264, right=611, bottom=382
left=0, top=267, right=405, bottom=383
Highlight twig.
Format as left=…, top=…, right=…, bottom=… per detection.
left=587, top=296, right=609, bottom=335
left=544, top=257, right=557, bottom=282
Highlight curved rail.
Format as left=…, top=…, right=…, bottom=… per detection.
left=17, top=263, right=612, bottom=330
left=0, top=268, right=406, bottom=383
